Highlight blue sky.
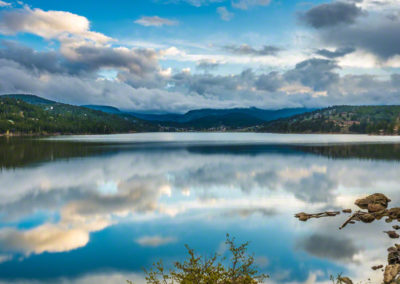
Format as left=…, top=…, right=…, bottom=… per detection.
left=0, top=0, right=400, bottom=111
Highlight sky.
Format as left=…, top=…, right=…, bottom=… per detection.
left=0, top=0, right=400, bottom=112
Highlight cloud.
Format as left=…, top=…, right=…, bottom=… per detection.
left=297, top=233, right=360, bottom=262
left=0, top=225, right=90, bottom=255
left=196, top=59, right=220, bottom=71
left=217, top=6, right=234, bottom=21
left=284, top=58, right=340, bottom=91
left=0, top=7, right=111, bottom=44
left=221, top=207, right=276, bottom=218
left=303, top=1, right=400, bottom=60
left=0, top=272, right=146, bottom=284
left=2, top=42, right=400, bottom=112
left=0, top=1, right=11, bottom=7
left=71, top=45, right=159, bottom=76
left=231, top=0, right=271, bottom=10
left=0, top=40, right=69, bottom=74
left=166, top=0, right=224, bottom=7
left=0, top=40, right=161, bottom=83
left=255, top=71, right=284, bottom=92
left=223, top=44, right=281, bottom=56
left=0, top=254, right=11, bottom=264
left=134, top=16, right=178, bottom=27
left=317, top=17, right=400, bottom=60
left=315, top=46, right=356, bottom=58
left=301, top=1, right=364, bottom=28
left=135, top=236, right=177, bottom=247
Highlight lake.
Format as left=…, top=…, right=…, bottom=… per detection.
left=1, top=133, right=400, bottom=283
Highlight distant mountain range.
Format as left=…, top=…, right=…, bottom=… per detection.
left=124, top=107, right=315, bottom=123
left=83, top=104, right=316, bottom=130
left=2, top=94, right=400, bottom=135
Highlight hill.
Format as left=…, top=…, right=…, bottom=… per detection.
left=2, top=94, right=56, bottom=105
left=258, top=105, right=400, bottom=134
left=78, top=105, right=315, bottom=131
left=82, top=104, right=122, bottom=114
left=0, top=95, right=157, bottom=135
left=159, top=112, right=265, bottom=130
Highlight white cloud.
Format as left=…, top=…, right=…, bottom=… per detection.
left=231, top=0, right=271, bottom=10
left=0, top=225, right=90, bottom=255
left=217, top=6, right=234, bottom=21
left=0, top=254, right=12, bottom=263
left=135, top=235, right=177, bottom=247
left=0, top=7, right=112, bottom=44
left=0, top=272, right=147, bottom=284
left=170, top=0, right=224, bottom=7
left=134, top=16, right=179, bottom=27
left=0, top=1, right=11, bottom=7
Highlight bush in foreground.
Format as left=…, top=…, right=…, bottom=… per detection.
left=128, top=234, right=268, bottom=284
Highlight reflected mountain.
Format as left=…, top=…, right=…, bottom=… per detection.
left=3, top=136, right=400, bottom=170
left=295, top=144, right=400, bottom=161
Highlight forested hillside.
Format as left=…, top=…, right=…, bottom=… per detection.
left=0, top=96, right=156, bottom=135
left=259, top=105, right=400, bottom=135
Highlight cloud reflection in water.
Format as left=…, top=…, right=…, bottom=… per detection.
left=0, top=136, right=399, bottom=283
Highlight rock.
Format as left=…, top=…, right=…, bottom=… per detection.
left=294, top=212, right=309, bottom=222
left=387, top=208, right=400, bottom=221
left=393, top=225, right=400, bottom=230
left=338, top=276, right=353, bottom=284
left=372, top=265, right=384, bottom=270
left=384, top=264, right=400, bottom=283
left=355, top=193, right=391, bottom=212
left=385, top=231, right=400, bottom=239
left=342, top=209, right=352, bottom=213
left=368, top=203, right=387, bottom=213
left=359, top=213, right=376, bottom=223
left=388, top=250, right=400, bottom=265
left=295, top=211, right=340, bottom=222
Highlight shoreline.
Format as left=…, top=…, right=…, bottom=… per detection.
left=1, top=131, right=399, bottom=138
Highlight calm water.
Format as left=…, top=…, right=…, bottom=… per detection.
left=1, top=133, right=400, bottom=283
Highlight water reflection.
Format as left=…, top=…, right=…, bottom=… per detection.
left=0, top=134, right=400, bottom=283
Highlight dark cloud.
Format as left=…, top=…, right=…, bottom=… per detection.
left=301, top=1, right=364, bottom=29
left=255, top=71, right=284, bottom=92
left=288, top=172, right=336, bottom=203
left=221, top=207, right=276, bottom=218
left=315, top=46, right=355, bottom=58
left=284, top=58, right=340, bottom=91
left=297, top=233, right=360, bottom=261
left=319, top=19, right=400, bottom=59
left=0, top=41, right=160, bottom=80
left=72, top=45, right=159, bottom=76
left=0, top=41, right=66, bottom=74
left=171, top=69, right=252, bottom=95
left=223, top=44, right=282, bottom=56
left=196, top=59, right=220, bottom=71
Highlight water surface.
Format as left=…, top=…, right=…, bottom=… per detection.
left=1, top=133, right=400, bottom=283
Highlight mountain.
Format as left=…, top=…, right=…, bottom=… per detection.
left=258, top=105, right=400, bottom=134
left=129, top=107, right=315, bottom=123
left=82, top=105, right=122, bottom=114
left=2, top=94, right=56, bottom=105
left=79, top=104, right=315, bottom=130
left=0, top=95, right=157, bottom=135
left=160, top=113, right=265, bottom=130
